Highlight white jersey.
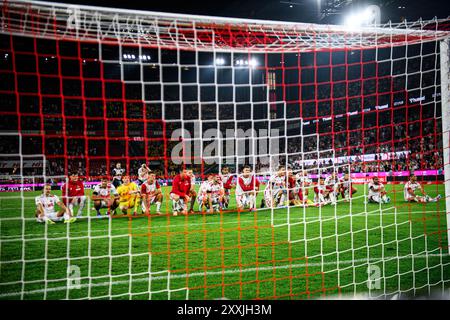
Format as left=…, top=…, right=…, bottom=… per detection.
left=138, top=167, right=149, bottom=181
left=209, top=183, right=223, bottom=199
left=219, top=173, right=233, bottom=186
left=93, top=183, right=118, bottom=198
left=368, top=182, right=384, bottom=198
left=324, top=176, right=339, bottom=190
left=339, top=177, right=352, bottom=190
left=198, top=181, right=222, bottom=204
left=35, top=194, right=60, bottom=214
left=199, top=181, right=212, bottom=196
left=235, top=175, right=259, bottom=196
left=296, top=173, right=312, bottom=188
left=404, top=181, right=421, bottom=200
left=324, top=175, right=339, bottom=187
left=265, top=174, right=285, bottom=195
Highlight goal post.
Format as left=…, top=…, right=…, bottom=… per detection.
left=1, top=0, right=450, bottom=300
left=440, top=38, right=450, bottom=254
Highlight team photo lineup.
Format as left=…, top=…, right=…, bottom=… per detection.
left=1, top=0, right=450, bottom=301
left=40, top=162, right=441, bottom=222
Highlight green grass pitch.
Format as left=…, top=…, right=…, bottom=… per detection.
left=0, top=183, right=449, bottom=300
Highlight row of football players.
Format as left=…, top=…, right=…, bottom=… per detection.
left=35, top=171, right=164, bottom=224
left=171, top=165, right=360, bottom=215
left=169, top=165, right=441, bottom=215
left=275, top=167, right=441, bottom=207
left=35, top=165, right=441, bottom=223
left=37, top=164, right=303, bottom=222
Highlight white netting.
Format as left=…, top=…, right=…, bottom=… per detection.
left=0, top=0, right=449, bottom=300
left=1, top=0, right=450, bottom=52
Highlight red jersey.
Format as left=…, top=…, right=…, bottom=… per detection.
left=61, top=181, right=84, bottom=197
left=170, top=174, right=191, bottom=198
left=61, top=181, right=85, bottom=204
left=287, top=176, right=297, bottom=200
left=288, top=176, right=296, bottom=189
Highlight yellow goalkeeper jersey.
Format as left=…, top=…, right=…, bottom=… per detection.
left=117, top=182, right=138, bottom=202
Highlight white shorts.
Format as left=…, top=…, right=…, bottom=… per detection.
left=143, top=195, right=157, bottom=205
left=96, top=199, right=115, bottom=208
left=368, top=195, right=381, bottom=203
left=45, top=211, right=64, bottom=222
left=198, top=194, right=220, bottom=206
left=141, top=195, right=157, bottom=212
left=264, top=189, right=283, bottom=208
left=236, top=194, right=251, bottom=208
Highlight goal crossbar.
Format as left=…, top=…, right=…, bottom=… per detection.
left=1, top=0, right=450, bottom=52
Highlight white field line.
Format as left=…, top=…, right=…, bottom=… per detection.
left=0, top=210, right=443, bottom=241
left=0, top=252, right=448, bottom=299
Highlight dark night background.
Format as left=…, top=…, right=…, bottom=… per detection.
left=55, top=0, right=449, bottom=24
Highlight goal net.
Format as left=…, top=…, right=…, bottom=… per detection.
left=0, top=0, right=449, bottom=300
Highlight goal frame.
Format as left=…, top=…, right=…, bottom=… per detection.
left=440, top=38, right=450, bottom=254
left=1, top=0, right=450, bottom=300
left=2, top=0, right=450, bottom=52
